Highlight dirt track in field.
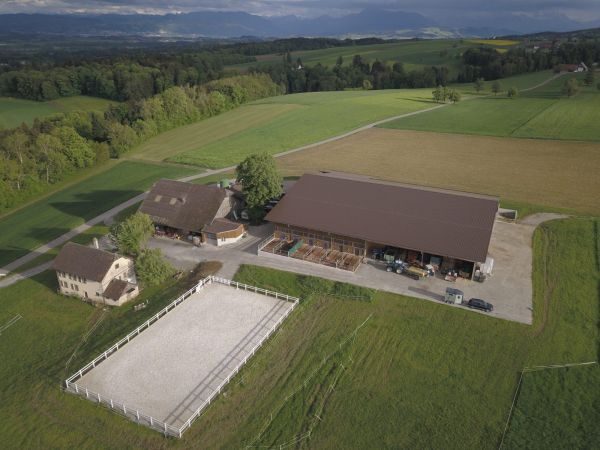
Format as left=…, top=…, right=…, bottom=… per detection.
left=278, top=128, right=600, bottom=215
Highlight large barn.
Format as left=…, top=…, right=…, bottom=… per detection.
left=262, top=172, right=498, bottom=278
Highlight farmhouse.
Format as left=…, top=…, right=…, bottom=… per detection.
left=53, top=242, right=139, bottom=306
left=139, top=179, right=239, bottom=243
left=262, top=172, right=498, bottom=278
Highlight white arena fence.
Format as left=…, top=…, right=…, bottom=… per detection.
left=64, top=275, right=299, bottom=438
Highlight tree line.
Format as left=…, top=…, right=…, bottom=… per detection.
left=0, top=74, right=281, bottom=212
left=250, top=39, right=600, bottom=94
left=457, top=40, right=600, bottom=83
left=0, top=51, right=253, bottom=102
left=252, top=53, right=450, bottom=93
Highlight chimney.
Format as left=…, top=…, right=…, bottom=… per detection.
left=92, top=238, right=99, bottom=249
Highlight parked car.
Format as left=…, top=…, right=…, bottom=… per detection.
left=467, top=298, right=494, bottom=312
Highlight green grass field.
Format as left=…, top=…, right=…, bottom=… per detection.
left=0, top=161, right=196, bottom=267
left=0, top=217, right=596, bottom=449
left=0, top=96, right=114, bottom=129
left=502, top=365, right=600, bottom=449
left=382, top=73, right=600, bottom=141
left=164, top=88, right=435, bottom=168
left=229, top=39, right=518, bottom=76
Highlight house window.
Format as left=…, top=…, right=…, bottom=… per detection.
left=220, top=237, right=226, bottom=242
left=96, top=292, right=100, bottom=297
left=74, top=285, right=79, bottom=292
left=70, top=283, right=74, bottom=290
left=84, top=292, right=88, bottom=298
left=115, top=263, right=119, bottom=269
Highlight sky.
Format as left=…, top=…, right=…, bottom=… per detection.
left=0, top=0, right=599, bottom=23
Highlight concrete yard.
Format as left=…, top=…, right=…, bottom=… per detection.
left=76, top=282, right=295, bottom=428
left=149, top=214, right=567, bottom=325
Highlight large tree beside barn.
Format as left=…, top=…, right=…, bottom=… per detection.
left=236, top=153, right=282, bottom=221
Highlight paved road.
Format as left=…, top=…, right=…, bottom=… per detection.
left=0, top=72, right=566, bottom=286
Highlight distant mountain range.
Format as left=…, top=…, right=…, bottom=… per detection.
left=0, top=8, right=598, bottom=39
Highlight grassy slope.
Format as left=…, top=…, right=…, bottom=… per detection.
left=131, top=103, right=301, bottom=162
left=0, top=161, right=195, bottom=267
left=382, top=73, right=600, bottom=141
left=0, top=96, right=113, bottom=128
left=167, top=88, right=437, bottom=168
left=0, top=218, right=597, bottom=449
left=503, top=365, right=600, bottom=449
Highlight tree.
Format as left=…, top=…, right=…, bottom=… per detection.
left=35, top=133, right=66, bottom=183
left=562, top=78, right=580, bottom=97
left=474, top=78, right=484, bottom=92
left=597, top=82, right=600, bottom=91
left=112, top=212, right=154, bottom=257
left=583, top=70, right=595, bottom=86
left=362, top=79, right=372, bottom=90
left=448, top=89, right=462, bottom=103
left=135, top=248, right=174, bottom=286
left=507, top=87, right=519, bottom=98
left=236, top=153, right=282, bottom=221
left=432, top=85, right=443, bottom=103
left=491, top=80, right=501, bottom=96
left=336, top=55, right=343, bottom=67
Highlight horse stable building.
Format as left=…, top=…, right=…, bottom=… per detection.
left=261, top=172, right=498, bottom=278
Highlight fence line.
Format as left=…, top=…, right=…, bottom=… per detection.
left=63, top=275, right=299, bottom=438
left=498, top=360, right=598, bottom=449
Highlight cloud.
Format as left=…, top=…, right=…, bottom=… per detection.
left=0, top=0, right=599, bottom=22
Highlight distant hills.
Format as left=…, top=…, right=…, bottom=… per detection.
left=0, top=8, right=598, bottom=39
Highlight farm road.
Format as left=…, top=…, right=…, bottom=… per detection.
left=0, top=72, right=565, bottom=286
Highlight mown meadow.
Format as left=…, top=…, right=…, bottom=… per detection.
left=0, top=217, right=597, bottom=449
left=382, top=73, right=600, bottom=141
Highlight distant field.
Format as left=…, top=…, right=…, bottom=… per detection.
left=0, top=161, right=196, bottom=267
left=0, top=96, right=113, bottom=128
left=382, top=73, right=600, bottom=141
left=0, top=217, right=597, bottom=448
left=467, top=39, right=519, bottom=46
left=166, top=88, right=436, bottom=168
left=277, top=128, right=600, bottom=216
left=503, top=365, right=600, bottom=449
left=229, top=39, right=518, bottom=74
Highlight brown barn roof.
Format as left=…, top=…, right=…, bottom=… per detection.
left=203, top=218, right=243, bottom=234
left=53, top=242, right=118, bottom=282
left=139, top=179, right=228, bottom=233
left=104, top=279, right=135, bottom=301
left=265, top=172, right=498, bottom=262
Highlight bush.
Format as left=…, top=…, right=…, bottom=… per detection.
left=135, top=248, right=174, bottom=286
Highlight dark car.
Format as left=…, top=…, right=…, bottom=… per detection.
left=467, top=298, right=494, bottom=312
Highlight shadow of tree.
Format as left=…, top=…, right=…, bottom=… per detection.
left=50, top=189, right=143, bottom=222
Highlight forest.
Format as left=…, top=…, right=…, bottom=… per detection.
left=0, top=74, right=281, bottom=212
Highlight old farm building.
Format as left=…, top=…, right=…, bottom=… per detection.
left=262, top=172, right=498, bottom=278
left=139, top=179, right=241, bottom=244
left=53, top=242, right=139, bottom=306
